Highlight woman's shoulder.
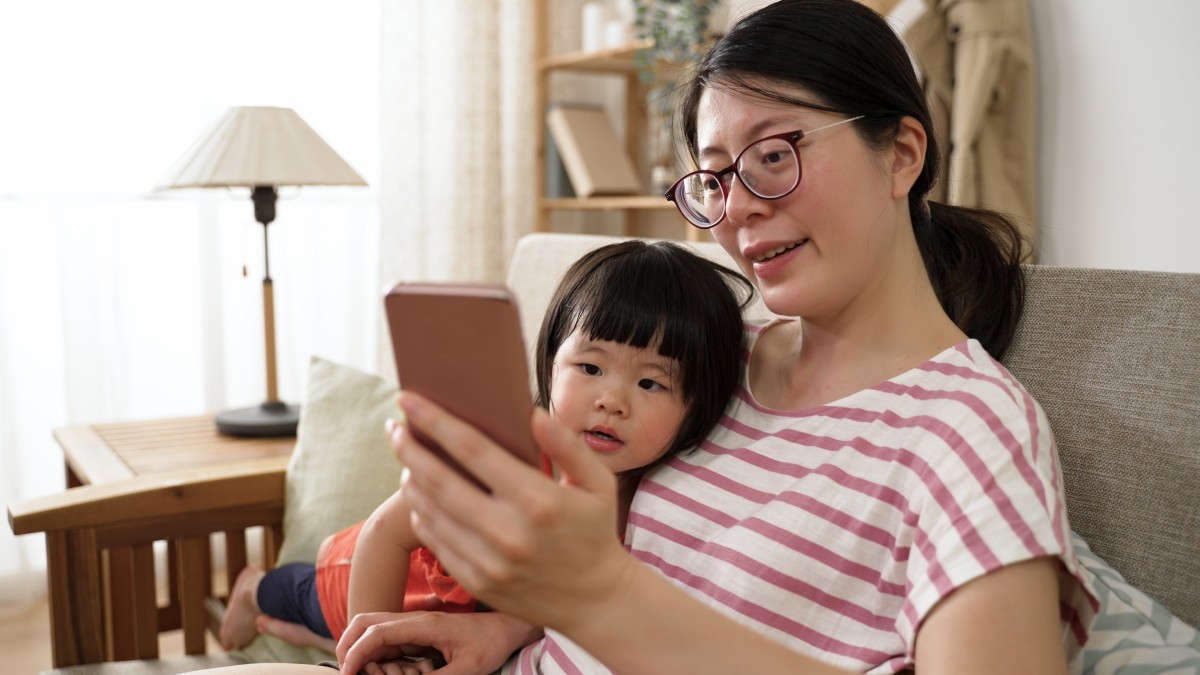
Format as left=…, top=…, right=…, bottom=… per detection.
left=882, top=338, right=1049, bottom=445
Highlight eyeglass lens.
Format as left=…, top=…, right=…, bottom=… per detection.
left=674, top=136, right=800, bottom=228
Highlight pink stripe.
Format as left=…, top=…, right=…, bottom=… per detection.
left=909, top=525, right=956, bottom=596
left=701, top=422, right=911, bottom=511
left=628, top=509, right=898, bottom=630
left=638, top=470, right=741, bottom=528
left=818, top=401, right=1046, bottom=561
left=929, top=349, right=1067, bottom=551
left=918, top=360, right=1019, bottom=406
left=543, top=633, right=587, bottom=675
left=632, top=548, right=895, bottom=664
left=637, top=479, right=908, bottom=596
left=996, top=362, right=1068, bottom=548
left=516, top=638, right=537, bottom=674
left=714, top=413, right=1001, bottom=570
left=1061, top=599, right=1089, bottom=647
left=744, top=516, right=907, bottom=596
left=872, top=380, right=1049, bottom=558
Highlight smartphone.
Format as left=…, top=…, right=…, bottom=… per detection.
left=383, top=282, right=541, bottom=488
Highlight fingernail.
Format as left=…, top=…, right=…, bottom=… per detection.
left=400, top=467, right=411, bottom=487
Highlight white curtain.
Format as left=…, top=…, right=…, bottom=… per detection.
left=0, top=0, right=381, bottom=608
left=378, top=1, right=536, bottom=334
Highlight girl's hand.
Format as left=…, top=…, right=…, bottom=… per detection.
left=390, top=392, right=639, bottom=635
left=337, top=610, right=540, bottom=675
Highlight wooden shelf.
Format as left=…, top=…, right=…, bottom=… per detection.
left=537, top=39, right=654, bottom=74
left=542, top=195, right=675, bottom=211
left=533, top=0, right=688, bottom=237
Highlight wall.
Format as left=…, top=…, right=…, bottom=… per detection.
left=1031, top=0, right=1200, bottom=273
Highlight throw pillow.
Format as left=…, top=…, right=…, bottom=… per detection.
left=275, top=355, right=403, bottom=566
left=237, top=355, right=402, bottom=664
left=1071, top=532, right=1200, bottom=674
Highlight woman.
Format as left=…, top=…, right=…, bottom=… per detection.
left=201, top=1, right=1097, bottom=673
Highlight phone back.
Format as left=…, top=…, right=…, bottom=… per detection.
left=384, top=283, right=539, bottom=478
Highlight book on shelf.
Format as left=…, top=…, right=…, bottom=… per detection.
left=544, top=118, right=574, bottom=199
left=545, top=103, right=642, bottom=198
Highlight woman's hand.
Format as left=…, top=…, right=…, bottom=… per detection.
left=389, top=392, right=639, bottom=635
left=337, top=610, right=540, bottom=675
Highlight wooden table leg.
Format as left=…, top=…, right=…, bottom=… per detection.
left=46, top=529, right=105, bottom=667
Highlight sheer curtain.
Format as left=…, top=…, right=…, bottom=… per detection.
left=378, top=0, right=536, bottom=340
left=0, top=0, right=381, bottom=607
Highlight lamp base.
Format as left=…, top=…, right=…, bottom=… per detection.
left=215, top=401, right=301, bottom=437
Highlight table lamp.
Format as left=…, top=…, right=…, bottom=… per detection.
left=158, top=106, right=367, bottom=436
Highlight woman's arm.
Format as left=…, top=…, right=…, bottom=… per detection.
left=392, top=392, right=1073, bottom=675
left=915, top=556, right=1069, bottom=675
left=348, top=488, right=419, bottom=618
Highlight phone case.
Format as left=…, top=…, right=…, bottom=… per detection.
left=384, top=282, right=540, bottom=487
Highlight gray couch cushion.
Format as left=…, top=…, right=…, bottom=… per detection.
left=1003, top=265, right=1200, bottom=628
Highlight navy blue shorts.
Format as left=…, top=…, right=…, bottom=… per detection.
left=256, top=561, right=332, bottom=638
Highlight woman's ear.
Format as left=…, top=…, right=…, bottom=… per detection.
left=890, top=116, right=926, bottom=200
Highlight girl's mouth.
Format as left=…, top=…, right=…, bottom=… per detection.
left=584, top=429, right=624, bottom=453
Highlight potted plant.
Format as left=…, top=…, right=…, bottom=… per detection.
left=630, top=0, right=716, bottom=189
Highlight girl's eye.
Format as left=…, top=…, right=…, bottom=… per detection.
left=638, top=378, right=666, bottom=392
left=581, top=363, right=601, bottom=376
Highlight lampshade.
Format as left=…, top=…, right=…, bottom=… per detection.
left=156, top=105, right=367, bottom=438
left=157, top=106, right=367, bottom=190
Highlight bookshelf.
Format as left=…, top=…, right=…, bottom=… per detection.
left=533, top=5, right=695, bottom=240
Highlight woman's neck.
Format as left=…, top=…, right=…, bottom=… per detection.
left=749, top=262, right=965, bottom=411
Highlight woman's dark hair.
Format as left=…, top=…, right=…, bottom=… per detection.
left=534, top=240, right=754, bottom=474
left=676, top=0, right=1026, bottom=359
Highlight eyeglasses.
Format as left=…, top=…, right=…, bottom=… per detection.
left=665, top=115, right=865, bottom=229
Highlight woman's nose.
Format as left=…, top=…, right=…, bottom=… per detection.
left=722, top=175, right=771, bottom=228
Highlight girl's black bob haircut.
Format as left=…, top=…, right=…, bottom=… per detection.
left=534, top=240, right=754, bottom=472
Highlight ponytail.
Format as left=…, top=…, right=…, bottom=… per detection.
left=915, top=200, right=1028, bottom=359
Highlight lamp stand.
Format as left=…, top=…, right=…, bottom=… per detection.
left=215, top=185, right=301, bottom=437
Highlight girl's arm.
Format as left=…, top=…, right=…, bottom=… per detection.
left=392, top=392, right=1071, bottom=675
left=347, top=487, right=420, bottom=619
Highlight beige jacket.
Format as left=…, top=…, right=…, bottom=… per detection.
left=880, top=0, right=1039, bottom=259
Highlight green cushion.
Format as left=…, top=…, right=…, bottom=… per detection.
left=237, top=355, right=402, bottom=664
left=276, top=355, right=403, bottom=565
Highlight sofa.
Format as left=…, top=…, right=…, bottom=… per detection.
left=20, top=232, right=1200, bottom=674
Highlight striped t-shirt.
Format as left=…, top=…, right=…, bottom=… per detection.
left=504, top=323, right=1098, bottom=674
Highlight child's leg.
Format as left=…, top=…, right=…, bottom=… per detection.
left=255, top=562, right=332, bottom=640
left=219, top=565, right=267, bottom=650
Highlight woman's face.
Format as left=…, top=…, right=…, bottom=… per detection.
left=696, top=86, right=911, bottom=321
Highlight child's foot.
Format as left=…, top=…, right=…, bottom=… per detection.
left=219, top=565, right=265, bottom=650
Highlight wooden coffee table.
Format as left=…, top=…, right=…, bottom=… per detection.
left=8, top=416, right=294, bottom=667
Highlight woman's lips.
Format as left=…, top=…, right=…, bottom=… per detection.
left=750, top=239, right=808, bottom=279
left=584, top=429, right=624, bottom=454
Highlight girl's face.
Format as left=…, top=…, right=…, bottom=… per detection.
left=697, top=86, right=911, bottom=321
left=549, top=329, right=687, bottom=475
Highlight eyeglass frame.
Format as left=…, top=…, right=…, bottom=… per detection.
left=664, top=115, right=866, bottom=229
